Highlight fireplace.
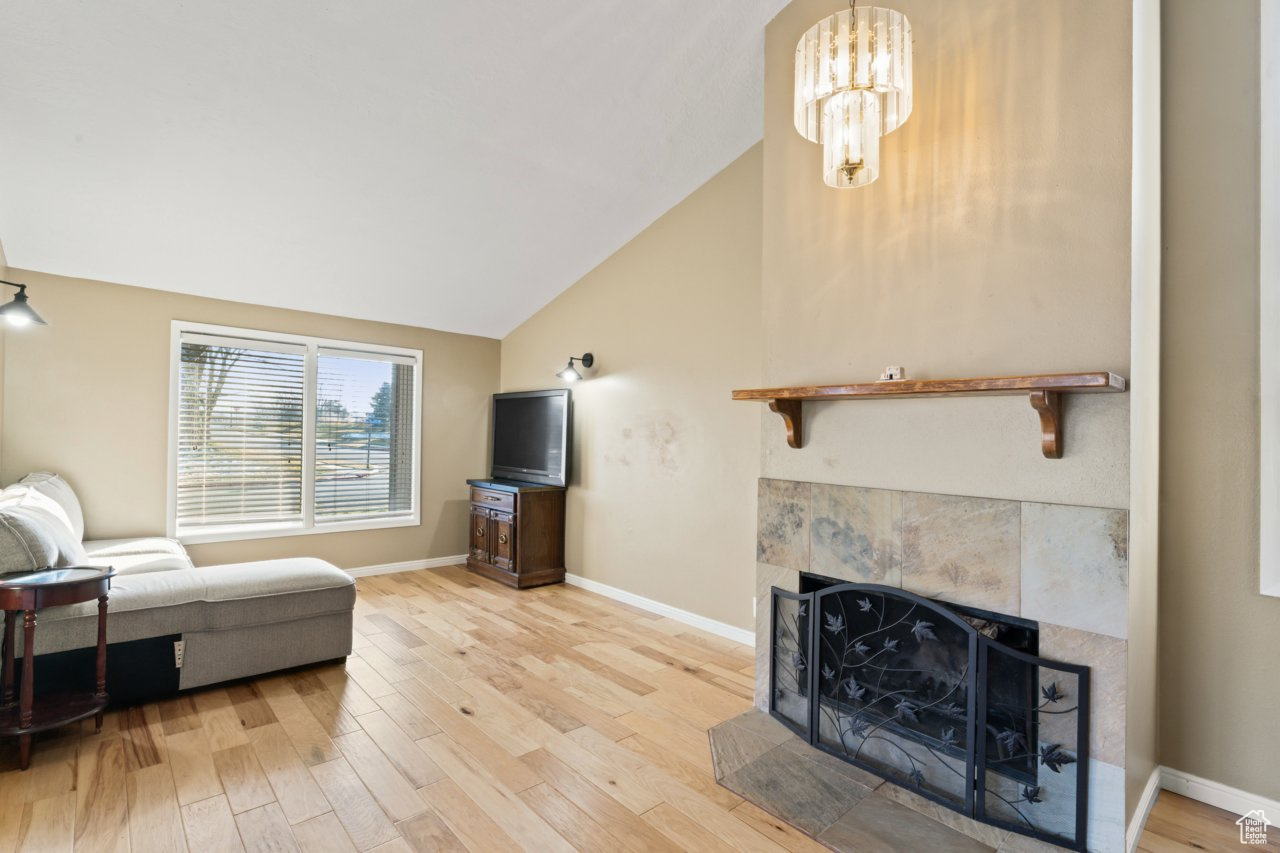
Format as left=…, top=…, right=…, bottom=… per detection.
left=770, top=575, right=1090, bottom=851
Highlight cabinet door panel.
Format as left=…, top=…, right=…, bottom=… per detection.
left=490, top=511, right=515, bottom=571
left=470, top=506, right=491, bottom=562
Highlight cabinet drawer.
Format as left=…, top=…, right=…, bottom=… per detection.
left=470, top=487, right=515, bottom=513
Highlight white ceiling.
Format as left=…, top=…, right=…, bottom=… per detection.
left=0, top=1, right=784, bottom=339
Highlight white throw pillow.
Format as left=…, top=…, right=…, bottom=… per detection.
left=18, top=473, right=85, bottom=541
left=0, top=505, right=88, bottom=572
left=0, top=483, right=78, bottom=544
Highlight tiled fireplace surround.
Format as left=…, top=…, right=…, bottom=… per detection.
left=745, top=478, right=1128, bottom=851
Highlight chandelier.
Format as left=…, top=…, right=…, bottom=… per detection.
left=794, top=3, right=913, bottom=188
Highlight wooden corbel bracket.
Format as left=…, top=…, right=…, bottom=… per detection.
left=767, top=399, right=803, bottom=449
left=1028, top=390, right=1062, bottom=459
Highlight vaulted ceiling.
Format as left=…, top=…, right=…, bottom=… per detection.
left=0, top=1, right=785, bottom=338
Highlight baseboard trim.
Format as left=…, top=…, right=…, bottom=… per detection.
left=564, top=573, right=754, bottom=647
left=1126, top=766, right=1162, bottom=853
left=1124, top=764, right=1280, bottom=850
left=345, top=561, right=754, bottom=649
left=1159, top=766, right=1280, bottom=820
left=346, top=555, right=467, bottom=578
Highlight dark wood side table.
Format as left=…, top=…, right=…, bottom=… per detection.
left=465, top=479, right=566, bottom=588
left=0, top=566, right=114, bottom=769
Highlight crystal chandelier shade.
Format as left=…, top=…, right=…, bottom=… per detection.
left=794, top=5, right=912, bottom=188
left=822, top=90, right=881, bottom=188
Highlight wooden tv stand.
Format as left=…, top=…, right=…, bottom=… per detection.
left=465, top=479, right=566, bottom=588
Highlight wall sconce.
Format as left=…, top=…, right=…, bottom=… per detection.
left=0, top=280, right=48, bottom=327
left=556, top=353, right=594, bottom=382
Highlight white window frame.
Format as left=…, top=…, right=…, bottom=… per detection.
left=1263, top=5, right=1279, bottom=597
left=167, top=320, right=423, bottom=545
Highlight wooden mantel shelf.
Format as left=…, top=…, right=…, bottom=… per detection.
left=732, top=372, right=1127, bottom=458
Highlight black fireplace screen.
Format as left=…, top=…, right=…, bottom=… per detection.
left=770, top=583, right=1090, bottom=851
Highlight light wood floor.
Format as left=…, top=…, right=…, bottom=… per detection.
left=1138, top=791, right=1280, bottom=851
left=0, top=566, right=775, bottom=852
left=0, top=564, right=1262, bottom=852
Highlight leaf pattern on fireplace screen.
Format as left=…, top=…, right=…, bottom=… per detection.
left=770, top=584, right=1090, bottom=851
left=813, top=589, right=977, bottom=806
left=978, top=644, right=1086, bottom=846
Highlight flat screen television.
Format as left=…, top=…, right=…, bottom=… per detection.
left=490, top=389, right=571, bottom=486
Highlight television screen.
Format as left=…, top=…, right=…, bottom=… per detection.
left=491, top=389, right=570, bottom=486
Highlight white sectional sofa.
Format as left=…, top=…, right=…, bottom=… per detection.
left=0, top=473, right=355, bottom=699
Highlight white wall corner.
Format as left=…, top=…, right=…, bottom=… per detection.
left=1127, top=0, right=1162, bottom=832
left=1261, top=0, right=1280, bottom=597
left=1125, top=765, right=1162, bottom=852
left=1129, top=0, right=1161, bottom=563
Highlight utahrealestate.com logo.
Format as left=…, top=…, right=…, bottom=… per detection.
left=1237, top=810, right=1271, bottom=845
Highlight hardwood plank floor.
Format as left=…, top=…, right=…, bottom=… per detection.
left=0, top=565, right=1263, bottom=852
left=1138, top=791, right=1280, bottom=851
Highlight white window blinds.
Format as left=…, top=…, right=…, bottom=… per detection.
left=176, top=336, right=306, bottom=529
left=172, top=326, right=421, bottom=541
left=315, top=350, right=416, bottom=520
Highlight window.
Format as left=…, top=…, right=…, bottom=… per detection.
left=315, top=350, right=416, bottom=519
left=169, top=322, right=421, bottom=543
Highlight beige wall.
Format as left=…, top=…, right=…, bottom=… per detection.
left=0, top=269, right=499, bottom=569
left=1161, top=0, right=1280, bottom=800
left=762, top=0, right=1132, bottom=510
left=500, top=144, right=763, bottom=631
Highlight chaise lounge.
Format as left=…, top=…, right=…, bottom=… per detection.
left=0, top=472, right=355, bottom=701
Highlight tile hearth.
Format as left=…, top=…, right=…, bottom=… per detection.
left=710, top=710, right=1065, bottom=852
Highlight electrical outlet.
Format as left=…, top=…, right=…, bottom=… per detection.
left=173, top=639, right=185, bottom=668
left=879, top=365, right=905, bottom=381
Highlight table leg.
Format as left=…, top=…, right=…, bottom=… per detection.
left=19, top=609, right=35, bottom=770
left=1, top=611, right=14, bottom=708
left=95, top=595, right=108, bottom=732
